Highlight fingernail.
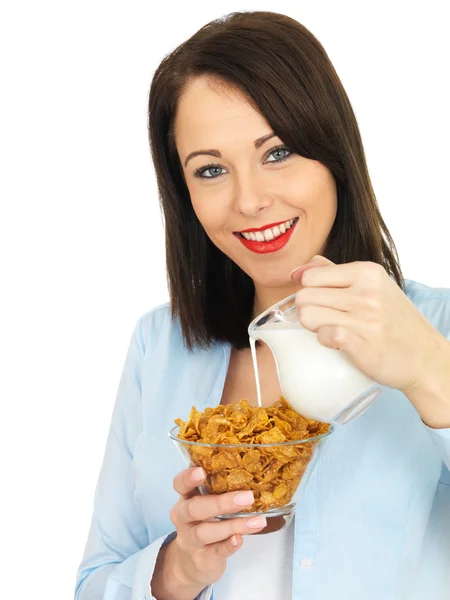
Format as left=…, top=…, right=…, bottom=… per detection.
left=289, top=257, right=320, bottom=280
left=230, top=535, right=238, bottom=547
left=233, top=490, right=254, bottom=506
left=192, top=467, right=205, bottom=482
left=289, top=266, right=303, bottom=280
left=247, top=515, right=267, bottom=529
left=289, top=265, right=310, bottom=281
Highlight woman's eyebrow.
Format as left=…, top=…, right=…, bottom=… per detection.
left=184, top=132, right=277, bottom=167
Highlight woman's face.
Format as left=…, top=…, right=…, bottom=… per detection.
left=174, top=76, right=338, bottom=289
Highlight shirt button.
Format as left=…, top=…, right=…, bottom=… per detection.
left=300, top=558, right=313, bottom=569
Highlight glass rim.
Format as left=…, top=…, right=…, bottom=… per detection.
left=248, top=292, right=298, bottom=333
left=168, top=423, right=333, bottom=448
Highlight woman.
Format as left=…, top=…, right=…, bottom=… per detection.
left=74, top=11, right=450, bottom=600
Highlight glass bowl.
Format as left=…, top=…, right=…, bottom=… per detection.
left=168, top=423, right=333, bottom=532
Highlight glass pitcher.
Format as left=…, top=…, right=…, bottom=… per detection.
left=248, top=294, right=382, bottom=424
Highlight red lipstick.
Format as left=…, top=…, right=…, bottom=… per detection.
left=234, top=218, right=299, bottom=254
left=239, top=219, right=292, bottom=234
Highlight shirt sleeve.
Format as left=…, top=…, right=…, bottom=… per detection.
left=73, top=316, right=213, bottom=600
left=421, top=293, right=450, bottom=472
left=423, top=423, right=450, bottom=471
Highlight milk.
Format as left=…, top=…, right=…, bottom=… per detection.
left=249, top=320, right=381, bottom=423
left=250, top=336, right=263, bottom=407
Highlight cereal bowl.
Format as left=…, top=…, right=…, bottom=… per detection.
left=169, top=418, right=333, bottom=532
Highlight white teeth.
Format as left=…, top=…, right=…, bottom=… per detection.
left=240, top=218, right=297, bottom=242
left=261, top=219, right=296, bottom=240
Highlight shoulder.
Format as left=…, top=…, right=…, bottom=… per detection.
left=133, top=301, right=184, bottom=354
left=132, top=302, right=224, bottom=384
left=139, top=301, right=172, bottom=335
left=404, top=278, right=450, bottom=302
left=404, top=278, right=450, bottom=338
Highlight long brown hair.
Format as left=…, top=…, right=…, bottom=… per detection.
left=147, top=10, right=405, bottom=351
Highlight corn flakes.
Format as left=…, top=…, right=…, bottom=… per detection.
left=175, top=397, right=330, bottom=512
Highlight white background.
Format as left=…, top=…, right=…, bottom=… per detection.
left=1, top=1, right=449, bottom=598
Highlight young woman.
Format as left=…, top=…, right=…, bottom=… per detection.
left=75, top=11, right=450, bottom=600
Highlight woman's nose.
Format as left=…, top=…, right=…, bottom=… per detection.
left=232, top=173, right=273, bottom=216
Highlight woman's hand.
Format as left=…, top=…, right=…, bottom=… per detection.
left=165, top=466, right=266, bottom=590
left=290, top=255, right=448, bottom=396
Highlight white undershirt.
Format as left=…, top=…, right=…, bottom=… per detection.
left=214, top=515, right=295, bottom=600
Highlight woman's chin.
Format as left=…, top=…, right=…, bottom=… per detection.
left=251, top=274, right=298, bottom=290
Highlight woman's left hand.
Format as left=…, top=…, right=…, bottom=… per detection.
left=290, top=255, right=446, bottom=395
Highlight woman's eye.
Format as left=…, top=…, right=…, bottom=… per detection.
left=194, top=164, right=226, bottom=179
left=266, top=146, right=292, bottom=163
left=193, top=145, right=293, bottom=179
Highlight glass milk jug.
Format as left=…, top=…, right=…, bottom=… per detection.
left=248, top=294, right=382, bottom=424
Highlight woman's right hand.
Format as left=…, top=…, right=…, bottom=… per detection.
left=169, top=465, right=267, bottom=589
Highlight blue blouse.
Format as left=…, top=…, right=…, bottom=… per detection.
left=74, top=278, right=450, bottom=600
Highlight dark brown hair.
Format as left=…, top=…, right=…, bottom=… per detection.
left=147, top=10, right=405, bottom=351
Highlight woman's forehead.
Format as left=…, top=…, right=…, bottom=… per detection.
left=174, top=80, right=270, bottom=157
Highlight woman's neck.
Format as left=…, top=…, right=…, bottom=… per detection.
left=252, top=280, right=301, bottom=320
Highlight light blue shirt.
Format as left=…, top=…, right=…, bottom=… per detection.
left=74, top=279, right=450, bottom=600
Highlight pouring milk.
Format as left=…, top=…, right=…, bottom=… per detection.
left=248, top=297, right=382, bottom=425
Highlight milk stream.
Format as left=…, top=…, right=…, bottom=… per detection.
left=249, top=322, right=302, bottom=409
left=250, top=336, right=263, bottom=407
left=249, top=321, right=304, bottom=409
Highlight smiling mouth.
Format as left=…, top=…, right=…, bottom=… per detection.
left=236, top=217, right=298, bottom=242
left=234, top=217, right=300, bottom=254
